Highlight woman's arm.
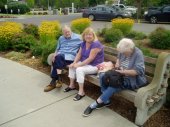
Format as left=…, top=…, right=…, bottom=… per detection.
left=115, top=59, right=120, bottom=68
left=73, top=48, right=82, bottom=63
left=69, top=48, right=82, bottom=68
left=116, top=69, right=137, bottom=76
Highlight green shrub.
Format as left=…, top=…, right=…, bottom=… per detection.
left=139, top=46, right=157, bottom=58
left=0, top=38, right=11, bottom=51
left=8, top=2, right=30, bottom=14
left=97, top=27, right=109, bottom=37
left=26, top=12, right=32, bottom=15
left=39, top=21, right=61, bottom=44
left=112, top=18, right=134, bottom=35
left=71, top=18, right=91, bottom=34
left=104, top=28, right=123, bottom=43
left=71, top=28, right=81, bottom=34
left=136, top=42, right=158, bottom=58
left=41, top=40, right=56, bottom=65
left=149, top=27, right=170, bottom=49
left=56, top=29, right=62, bottom=39
left=11, top=33, right=38, bottom=52
left=30, top=42, right=43, bottom=56
left=23, top=24, right=39, bottom=39
left=126, top=31, right=147, bottom=40
left=0, top=22, right=22, bottom=51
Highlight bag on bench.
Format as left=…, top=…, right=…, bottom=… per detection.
left=102, top=70, right=124, bottom=88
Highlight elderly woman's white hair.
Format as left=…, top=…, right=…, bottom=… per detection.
left=117, top=38, right=135, bottom=53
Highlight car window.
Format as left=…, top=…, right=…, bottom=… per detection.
left=106, top=7, right=112, bottom=12
left=112, top=6, right=120, bottom=11
left=91, top=7, right=97, bottom=11
left=97, top=7, right=103, bottom=11
left=119, top=5, right=124, bottom=9
left=163, top=6, right=170, bottom=12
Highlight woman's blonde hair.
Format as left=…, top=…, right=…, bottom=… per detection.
left=117, top=38, right=135, bottom=53
left=82, top=27, right=98, bottom=42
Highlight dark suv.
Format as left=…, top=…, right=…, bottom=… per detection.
left=144, top=5, right=170, bottom=23
left=82, top=5, right=131, bottom=21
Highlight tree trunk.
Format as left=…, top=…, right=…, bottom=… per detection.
left=136, top=0, right=142, bottom=19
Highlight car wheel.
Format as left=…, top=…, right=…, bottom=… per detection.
left=88, top=15, right=95, bottom=21
left=150, top=16, right=157, bottom=24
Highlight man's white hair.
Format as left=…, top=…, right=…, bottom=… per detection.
left=62, top=25, right=71, bottom=32
left=117, top=38, right=135, bottom=53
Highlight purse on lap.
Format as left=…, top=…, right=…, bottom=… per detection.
left=102, top=70, right=124, bottom=88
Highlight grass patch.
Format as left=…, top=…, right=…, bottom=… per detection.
left=5, top=51, right=26, bottom=61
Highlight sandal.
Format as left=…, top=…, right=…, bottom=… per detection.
left=64, top=87, right=76, bottom=92
left=73, top=94, right=85, bottom=101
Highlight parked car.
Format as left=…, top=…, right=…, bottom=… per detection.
left=144, top=5, right=170, bottom=23
left=77, top=7, right=89, bottom=13
left=82, top=5, right=131, bottom=21
left=112, top=5, right=132, bottom=17
left=113, top=4, right=137, bottom=14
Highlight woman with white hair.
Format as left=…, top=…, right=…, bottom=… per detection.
left=83, top=38, right=147, bottom=116
left=64, top=27, right=104, bottom=101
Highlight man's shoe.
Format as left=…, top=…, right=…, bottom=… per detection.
left=96, top=102, right=111, bottom=109
left=82, top=106, right=93, bottom=117
left=56, top=80, right=62, bottom=88
left=44, top=85, right=56, bottom=92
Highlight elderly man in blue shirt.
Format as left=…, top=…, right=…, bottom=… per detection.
left=44, top=25, right=82, bottom=92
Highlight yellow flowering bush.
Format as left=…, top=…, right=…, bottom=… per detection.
left=0, top=22, right=22, bottom=51
left=71, top=18, right=91, bottom=33
left=39, top=21, right=61, bottom=43
left=111, top=18, right=134, bottom=35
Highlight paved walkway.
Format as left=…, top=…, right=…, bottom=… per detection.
left=0, top=57, right=137, bottom=127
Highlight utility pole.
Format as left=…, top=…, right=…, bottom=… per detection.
left=48, top=0, right=49, bottom=10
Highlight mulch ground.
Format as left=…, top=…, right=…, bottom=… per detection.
left=0, top=52, right=170, bottom=127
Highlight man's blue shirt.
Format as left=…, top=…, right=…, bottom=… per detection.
left=56, top=33, right=82, bottom=61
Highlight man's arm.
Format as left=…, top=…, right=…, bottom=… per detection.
left=52, top=39, right=61, bottom=62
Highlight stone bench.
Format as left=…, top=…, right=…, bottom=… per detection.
left=47, top=46, right=170, bottom=126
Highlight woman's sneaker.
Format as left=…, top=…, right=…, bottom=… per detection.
left=82, top=106, right=94, bottom=117
left=96, top=102, right=111, bottom=109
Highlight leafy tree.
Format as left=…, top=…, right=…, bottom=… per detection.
left=55, top=0, right=88, bottom=9
left=79, top=0, right=88, bottom=8
left=106, top=0, right=114, bottom=5
left=125, top=0, right=170, bottom=7
left=88, top=0, right=105, bottom=6
left=26, top=0, right=35, bottom=8
left=0, top=0, right=7, bottom=4
left=125, top=0, right=170, bottom=19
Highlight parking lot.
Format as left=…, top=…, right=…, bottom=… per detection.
left=0, top=13, right=170, bottom=34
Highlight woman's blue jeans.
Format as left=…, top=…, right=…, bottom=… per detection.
left=98, top=72, right=123, bottom=104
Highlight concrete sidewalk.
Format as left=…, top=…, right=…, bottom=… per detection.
left=0, top=57, right=137, bottom=127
